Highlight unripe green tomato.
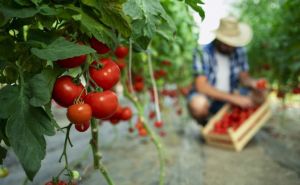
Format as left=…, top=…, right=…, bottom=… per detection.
left=0, top=167, right=9, bottom=178
left=70, top=170, right=80, bottom=180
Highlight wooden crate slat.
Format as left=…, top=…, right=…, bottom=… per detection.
left=235, top=110, right=272, bottom=151
left=202, top=97, right=272, bottom=152
left=206, top=140, right=236, bottom=150
left=231, top=99, right=270, bottom=141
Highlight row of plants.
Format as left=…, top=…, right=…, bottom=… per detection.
left=0, top=0, right=203, bottom=184
left=236, top=0, right=300, bottom=98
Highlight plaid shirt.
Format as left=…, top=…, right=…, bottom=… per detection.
left=193, top=42, right=249, bottom=92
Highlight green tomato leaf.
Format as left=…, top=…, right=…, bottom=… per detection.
left=31, top=37, right=96, bottom=61
left=0, top=3, right=39, bottom=19
left=72, top=9, right=117, bottom=49
left=81, top=0, right=131, bottom=37
left=0, top=86, right=19, bottom=119
left=14, top=0, right=32, bottom=6
left=44, top=102, right=60, bottom=129
left=123, top=0, right=175, bottom=38
left=1, top=84, right=55, bottom=180
left=29, top=69, right=63, bottom=107
left=183, top=0, right=205, bottom=19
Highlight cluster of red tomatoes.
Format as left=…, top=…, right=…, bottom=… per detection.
left=52, top=38, right=132, bottom=132
left=212, top=106, right=258, bottom=134
left=131, top=117, right=165, bottom=137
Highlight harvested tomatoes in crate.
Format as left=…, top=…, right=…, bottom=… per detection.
left=212, top=106, right=258, bottom=134
left=202, top=99, right=271, bottom=152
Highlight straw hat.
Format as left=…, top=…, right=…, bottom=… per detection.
left=215, top=16, right=253, bottom=47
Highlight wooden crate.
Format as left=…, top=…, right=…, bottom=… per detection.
left=201, top=99, right=272, bottom=152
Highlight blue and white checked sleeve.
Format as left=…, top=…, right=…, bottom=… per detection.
left=236, top=47, right=249, bottom=72
left=192, top=48, right=210, bottom=77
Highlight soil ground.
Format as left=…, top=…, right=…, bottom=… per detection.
left=1, top=100, right=300, bottom=185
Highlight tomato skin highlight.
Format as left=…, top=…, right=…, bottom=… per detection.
left=114, top=45, right=129, bottom=58
left=52, top=76, right=86, bottom=107
left=67, top=103, right=92, bottom=124
left=89, top=58, right=121, bottom=90
left=90, top=37, right=110, bottom=54
left=57, top=54, right=86, bottom=68
left=84, top=91, right=119, bottom=119
left=75, top=121, right=90, bottom=132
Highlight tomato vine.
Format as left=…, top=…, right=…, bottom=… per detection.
left=0, top=0, right=204, bottom=184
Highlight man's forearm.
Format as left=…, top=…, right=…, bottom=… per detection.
left=239, top=72, right=256, bottom=88
left=195, top=76, right=233, bottom=102
left=196, top=83, right=233, bottom=102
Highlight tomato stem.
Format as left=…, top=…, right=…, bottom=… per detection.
left=127, top=38, right=136, bottom=96
left=57, top=123, right=73, bottom=178
left=146, top=49, right=162, bottom=122
left=124, top=90, right=166, bottom=185
left=90, top=118, right=115, bottom=185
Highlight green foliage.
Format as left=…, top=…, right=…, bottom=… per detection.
left=123, top=0, right=176, bottom=49
left=31, top=37, right=96, bottom=61
left=151, top=0, right=199, bottom=86
left=0, top=0, right=205, bottom=181
left=182, top=0, right=205, bottom=18
left=237, top=0, right=300, bottom=92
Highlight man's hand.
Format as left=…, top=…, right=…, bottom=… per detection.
left=229, top=94, right=254, bottom=108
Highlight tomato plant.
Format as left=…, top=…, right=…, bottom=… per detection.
left=0, top=0, right=204, bottom=184
left=238, top=0, right=300, bottom=96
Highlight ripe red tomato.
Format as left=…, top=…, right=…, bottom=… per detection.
left=108, top=105, right=123, bottom=120
left=159, top=131, right=166, bottom=137
left=292, top=87, right=300, bottom=94
left=84, top=91, right=119, bottom=119
left=109, top=118, right=120, bottom=125
left=75, top=121, right=90, bottom=132
left=149, top=111, right=156, bottom=119
left=134, top=75, right=144, bottom=82
left=138, top=128, right=147, bottom=137
left=135, top=119, right=143, bottom=130
left=256, top=79, right=267, bottom=90
left=89, top=58, right=120, bottom=90
left=128, top=127, right=134, bottom=133
left=133, top=81, right=144, bottom=92
left=114, top=45, right=129, bottom=58
left=45, top=180, right=67, bottom=185
left=57, top=54, right=86, bottom=68
left=161, top=60, right=172, bottom=66
left=67, top=103, right=92, bottom=124
left=52, top=76, right=86, bottom=107
left=90, top=37, right=110, bottom=54
left=154, top=121, right=163, bottom=128
left=120, top=107, right=132, bottom=121
left=115, top=58, right=126, bottom=70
